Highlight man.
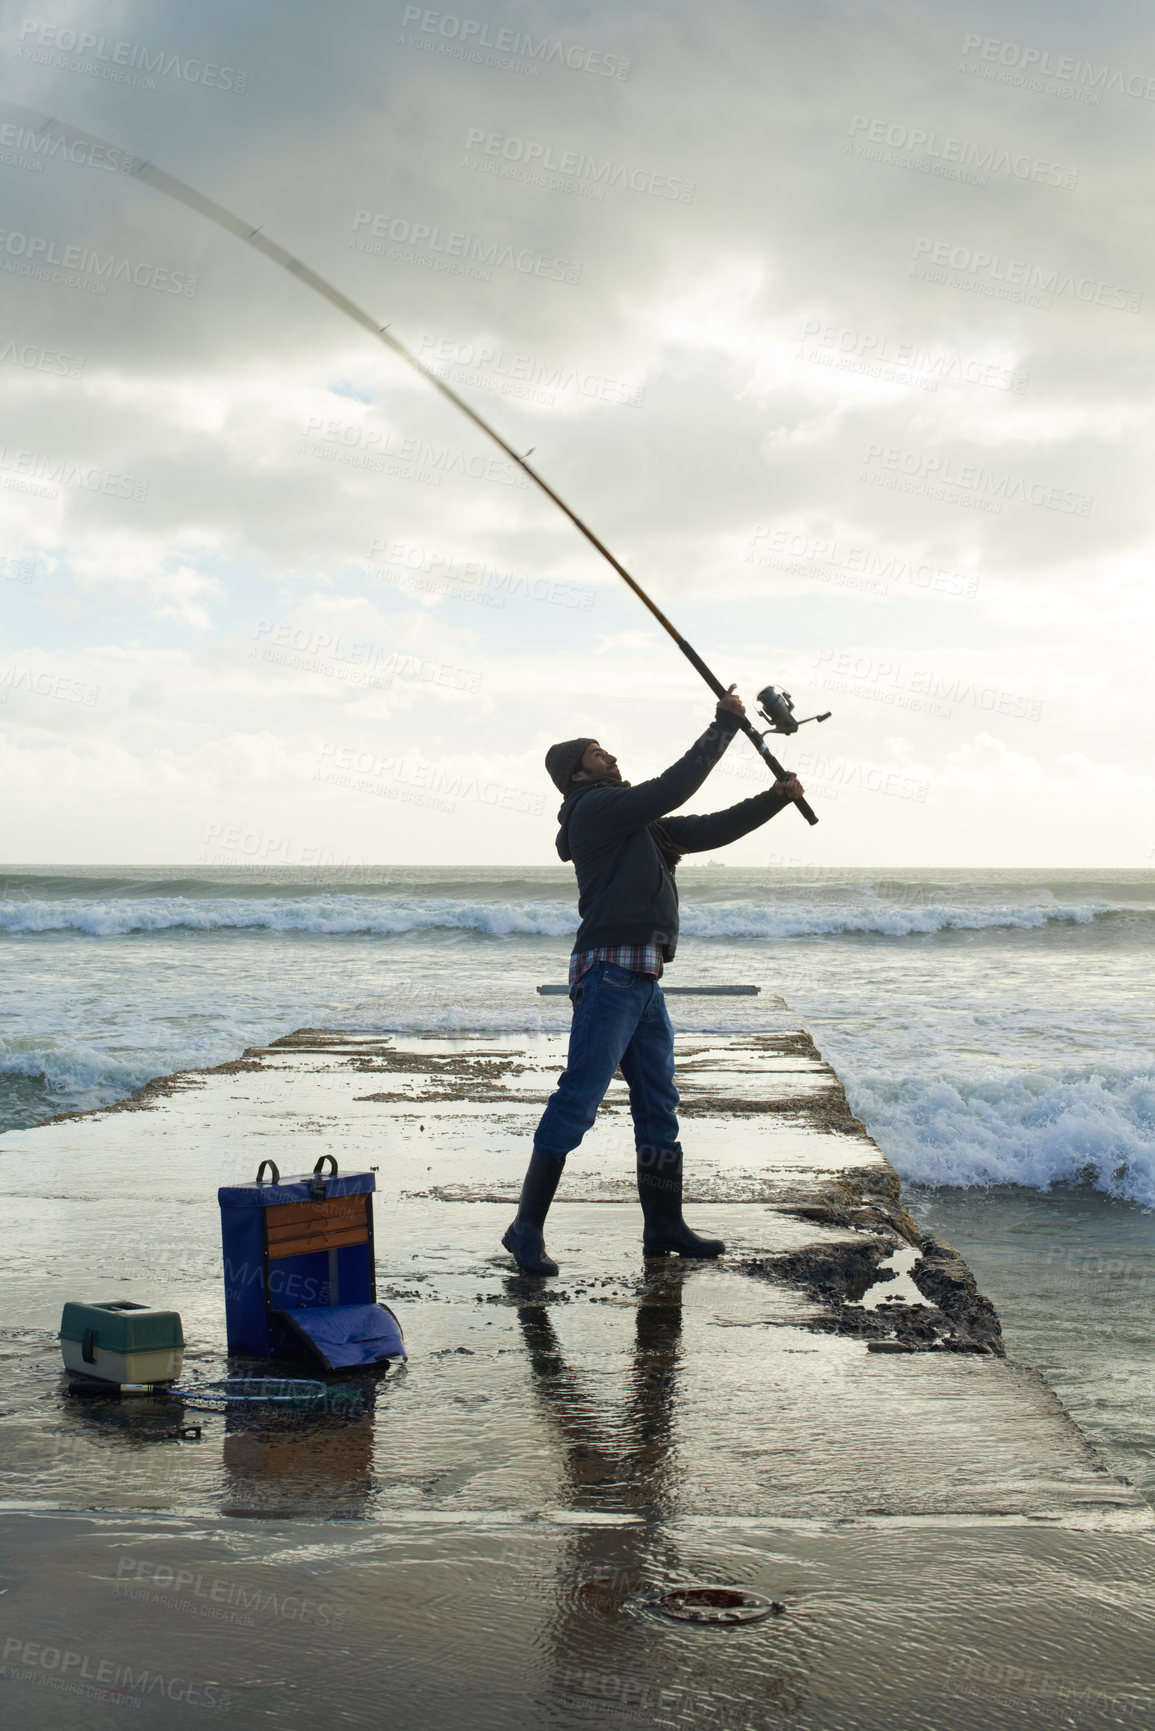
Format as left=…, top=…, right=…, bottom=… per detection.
left=502, top=686, right=805, bottom=1276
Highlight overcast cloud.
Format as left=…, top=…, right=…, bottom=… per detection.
left=1, top=0, right=1152, bottom=865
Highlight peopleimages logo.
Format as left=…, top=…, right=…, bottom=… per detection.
left=15, top=18, right=248, bottom=91
left=0, top=445, right=148, bottom=504
left=1, top=554, right=41, bottom=584
left=250, top=619, right=483, bottom=694
left=747, top=526, right=979, bottom=599
left=366, top=538, right=596, bottom=613
left=0, top=119, right=133, bottom=173
left=813, top=649, right=1044, bottom=722
left=315, top=743, right=545, bottom=816
left=416, top=332, right=644, bottom=408
left=861, top=443, right=1092, bottom=517
left=910, top=237, right=1141, bottom=313
left=797, top=320, right=1028, bottom=395
left=463, top=130, right=693, bottom=201
left=847, top=114, right=1078, bottom=189
left=113, top=1556, right=345, bottom=1630
left=350, top=209, right=580, bottom=285
left=960, top=33, right=1155, bottom=102
left=2, top=1634, right=231, bottom=1711
left=299, top=414, right=528, bottom=489
left=0, top=665, right=100, bottom=706
left=0, top=228, right=198, bottom=297
left=0, top=335, right=85, bottom=377
left=399, top=7, right=631, bottom=79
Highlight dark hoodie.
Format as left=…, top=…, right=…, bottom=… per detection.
left=555, top=708, right=793, bottom=961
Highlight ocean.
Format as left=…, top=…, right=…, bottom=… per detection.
left=3, top=864, right=1154, bottom=1489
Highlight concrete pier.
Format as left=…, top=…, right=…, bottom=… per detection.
left=1, top=1005, right=1153, bottom=1727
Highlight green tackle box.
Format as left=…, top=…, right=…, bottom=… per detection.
left=59, top=1300, right=185, bottom=1385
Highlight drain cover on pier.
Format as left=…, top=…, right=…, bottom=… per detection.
left=650, top=1587, right=783, bottom=1624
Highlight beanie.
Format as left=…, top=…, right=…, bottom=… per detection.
left=545, top=737, right=594, bottom=794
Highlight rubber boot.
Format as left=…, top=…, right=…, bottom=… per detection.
left=502, top=1147, right=564, bottom=1275
left=637, top=1145, right=725, bottom=1258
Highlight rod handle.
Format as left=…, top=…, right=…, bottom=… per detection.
left=675, top=638, right=819, bottom=825
left=735, top=717, right=820, bottom=826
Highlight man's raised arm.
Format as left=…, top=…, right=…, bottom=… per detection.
left=575, top=698, right=745, bottom=840
left=661, top=773, right=804, bottom=852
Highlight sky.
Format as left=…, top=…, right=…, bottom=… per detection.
left=0, top=0, right=1151, bottom=867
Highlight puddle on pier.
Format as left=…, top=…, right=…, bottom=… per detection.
left=5, top=1260, right=800, bottom=1521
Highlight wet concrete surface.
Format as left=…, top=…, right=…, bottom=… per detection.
left=1, top=1014, right=1153, bottom=1726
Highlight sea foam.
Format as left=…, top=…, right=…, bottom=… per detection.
left=845, top=1063, right=1155, bottom=1207
left=0, top=892, right=1123, bottom=940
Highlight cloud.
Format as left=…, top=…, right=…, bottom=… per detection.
left=1, top=0, right=1151, bottom=860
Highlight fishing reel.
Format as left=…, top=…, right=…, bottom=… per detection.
left=756, top=685, right=831, bottom=737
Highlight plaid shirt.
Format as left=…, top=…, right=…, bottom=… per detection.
left=569, top=943, right=665, bottom=987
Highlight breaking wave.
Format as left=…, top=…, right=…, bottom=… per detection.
left=844, top=1063, right=1155, bottom=1208
left=0, top=892, right=1132, bottom=939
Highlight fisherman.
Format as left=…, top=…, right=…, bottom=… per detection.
left=503, top=687, right=805, bottom=1275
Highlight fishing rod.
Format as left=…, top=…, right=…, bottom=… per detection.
left=6, top=101, right=820, bottom=824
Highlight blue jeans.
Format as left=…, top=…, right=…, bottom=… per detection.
left=533, top=963, right=680, bottom=1161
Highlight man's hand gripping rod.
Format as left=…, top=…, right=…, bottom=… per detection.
left=1, top=100, right=817, bottom=825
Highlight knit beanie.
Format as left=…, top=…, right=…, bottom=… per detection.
left=545, top=737, right=595, bottom=794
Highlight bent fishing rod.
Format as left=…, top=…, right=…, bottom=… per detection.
left=7, top=101, right=820, bottom=824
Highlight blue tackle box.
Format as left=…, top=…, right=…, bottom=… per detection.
left=218, top=1156, right=404, bottom=1368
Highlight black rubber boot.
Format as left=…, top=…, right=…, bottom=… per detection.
left=502, top=1148, right=565, bottom=1275
left=637, top=1145, right=725, bottom=1258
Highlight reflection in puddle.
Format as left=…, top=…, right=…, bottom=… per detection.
left=221, top=1377, right=380, bottom=1518
left=515, top=1266, right=808, bottom=1720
